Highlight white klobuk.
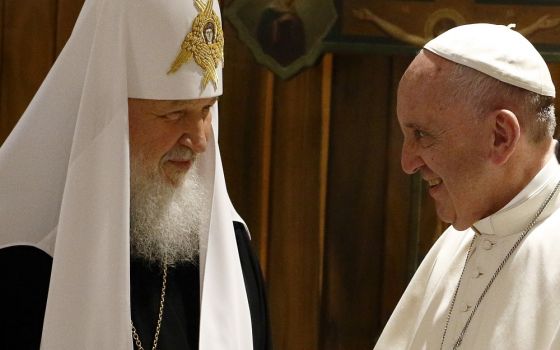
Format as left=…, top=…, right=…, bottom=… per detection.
left=0, top=0, right=253, bottom=348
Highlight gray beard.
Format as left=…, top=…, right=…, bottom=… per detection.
left=129, top=158, right=208, bottom=267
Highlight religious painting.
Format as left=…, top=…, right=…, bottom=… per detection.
left=225, top=0, right=337, bottom=79
left=327, top=0, right=560, bottom=61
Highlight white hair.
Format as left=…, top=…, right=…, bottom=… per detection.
left=130, top=156, right=209, bottom=267
left=446, top=61, right=556, bottom=142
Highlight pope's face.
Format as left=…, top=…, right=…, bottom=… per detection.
left=128, top=98, right=216, bottom=187
left=397, top=52, right=494, bottom=230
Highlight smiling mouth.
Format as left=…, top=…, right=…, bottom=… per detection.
left=427, top=178, right=442, bottom=188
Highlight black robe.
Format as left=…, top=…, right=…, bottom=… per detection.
left=0, top=222, right=271, bottom=350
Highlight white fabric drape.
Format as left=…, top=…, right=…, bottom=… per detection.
left=0, top=0, right=252, bottom=348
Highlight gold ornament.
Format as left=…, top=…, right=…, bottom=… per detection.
left=168, top=0, right=224, bottom=90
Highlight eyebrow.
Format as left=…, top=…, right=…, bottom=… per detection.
left=403, top=122, right=421, bottom=129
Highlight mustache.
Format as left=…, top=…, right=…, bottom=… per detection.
left=162, top=146, right=196, bottom=162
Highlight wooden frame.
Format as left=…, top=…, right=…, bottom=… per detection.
left=224, top=0, right=337, bottom=79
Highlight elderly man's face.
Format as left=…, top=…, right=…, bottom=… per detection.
left=397, top=52, right=494, bottom=230
left=128, top=97, right=216, bottom=186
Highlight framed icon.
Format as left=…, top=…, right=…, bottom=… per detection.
left=225, top=0, right=338, bottom=79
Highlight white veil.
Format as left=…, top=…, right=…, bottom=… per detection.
left=0, top=0, right=252, bottom=348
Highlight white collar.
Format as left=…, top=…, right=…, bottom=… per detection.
left=473, top=155, right=560, bottom=236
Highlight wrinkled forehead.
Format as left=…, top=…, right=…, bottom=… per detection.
left=401, top=51, right=455, bottom=87
left=398, top=53, right=441, bottom=102
left=397, top=52, right=459, bottom=118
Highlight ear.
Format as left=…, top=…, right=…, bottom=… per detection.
left=490, top=109, right=520, bottom=165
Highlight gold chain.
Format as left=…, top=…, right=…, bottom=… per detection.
left=131, top=262, right=168, bottom=350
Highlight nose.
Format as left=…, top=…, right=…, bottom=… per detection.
left=401, top=140, right=424, bottom=174
left=178, top=118, right=209, bottom=154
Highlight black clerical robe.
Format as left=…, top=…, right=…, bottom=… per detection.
left=0, top=222, right=271, bottom=350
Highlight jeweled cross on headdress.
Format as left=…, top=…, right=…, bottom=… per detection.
left=168, top=0, right=224, bottom=90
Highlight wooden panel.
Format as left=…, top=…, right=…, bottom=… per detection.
left=56, top=0, right=85, bottom=55
left=266, top=58, right=327, bottom=350
left=0, top=0, right=57, bottom=144
left=380, top=55, right=414, bottom=323
left=320, top=53, right=392, bottom=349
left=220, top=18, right=273, bottom=270
left=0, top=0, right=58, bottom=143
left=318, top=53, right=333, bottom=293
left=0, top=0, right=83, bottom=143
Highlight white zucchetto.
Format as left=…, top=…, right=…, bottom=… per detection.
left=424, top=23, right=555, bottom=97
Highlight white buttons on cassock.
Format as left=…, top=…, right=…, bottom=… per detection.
left=472, top=267, right=483, bottom=279
left=481, top=239, right=494, bottom=250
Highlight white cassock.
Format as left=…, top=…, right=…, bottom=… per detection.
left=375, top=155, right=560, bottom=350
